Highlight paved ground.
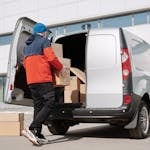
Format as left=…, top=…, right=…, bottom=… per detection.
left=0, top=102, right=33, bottom=114
left=0, top=102, right=150, bottom=150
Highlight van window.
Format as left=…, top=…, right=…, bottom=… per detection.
left=131, top=38, right=150, bottom=72
left=87, top=34, right=117, bottom=69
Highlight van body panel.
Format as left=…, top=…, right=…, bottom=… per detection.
left=4, top=17, right=35, bottom=103
left=86, top=29, right=123, bottom=108
left=123, top=29, right=150, bottom=97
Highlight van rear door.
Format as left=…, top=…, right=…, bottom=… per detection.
left=4, top=17, right=35, bottom=103
left=86, top=29, right=123, bottom=108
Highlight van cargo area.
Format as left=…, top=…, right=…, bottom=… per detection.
left=56, top=32, right=86, bottom=71
left=12, top=32, right=87, bottom=108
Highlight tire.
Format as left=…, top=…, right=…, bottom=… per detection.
left=47, top=120, right=69, bottom=135
left=129, top=101, right=150, bottom=139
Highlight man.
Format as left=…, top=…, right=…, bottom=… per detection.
left=22, top=23, right=66, bottom=145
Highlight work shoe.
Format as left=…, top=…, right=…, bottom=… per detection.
left=22, top=128, right=40, bottom=146
left=36, top=133, right=50, bottom=144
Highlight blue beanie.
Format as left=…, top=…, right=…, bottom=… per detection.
left=33, top=23, right=47, bottom=34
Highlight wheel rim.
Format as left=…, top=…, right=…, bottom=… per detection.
left=139, top=106, right=149, bottom=134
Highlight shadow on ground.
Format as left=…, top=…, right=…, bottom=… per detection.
left=43, top=124, right=136, bottom=146
left=67, top=124, right=130, bottom=139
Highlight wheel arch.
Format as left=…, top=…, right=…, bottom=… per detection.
left=124, top=93, right=150, bottom=130
left=129, top=95, right=150, bottom=139
left=141, top=93, right=150, bottom=108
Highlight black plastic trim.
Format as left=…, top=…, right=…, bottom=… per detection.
left=73, top=93, right=141, bottom=120
left=49, top=93, right=141, bottom=124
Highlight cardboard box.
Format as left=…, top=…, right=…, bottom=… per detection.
left=0, top=122, right=21, bottom=136
left=70, top=67, right=86, bottom=83
left=54, top=58, right=71, bottom=86
left=51, top=43, right=63, bottom=57
left=0, top=113, right=24, bottom=136
left=64, top=76, right=81, bottom=103
left=0, top=113, right=24, bottom=122
left=80, top=84, right=86, bottom=103
left=64, top=89, right=79, bottom=103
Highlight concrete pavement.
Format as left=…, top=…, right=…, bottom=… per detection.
left=0, top=102, right=33, bottom=114
left=0, top=102, right=150, bottom=150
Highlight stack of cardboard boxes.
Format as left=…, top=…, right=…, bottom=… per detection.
left=51, top=43, right=70, bottom=86
left=0, top=113, right=24, bottom=136
left=65, top=67, right=86, bottom=103
left=52, top=43, right=86, bottom=104
left=64, top=76, right=81, bottom=103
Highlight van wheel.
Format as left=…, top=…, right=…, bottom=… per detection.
left=129, top=101, right=150, bottom=139
left=47, top=120, right=69, bottom=135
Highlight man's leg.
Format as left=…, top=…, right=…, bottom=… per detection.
left=25, top=82, right=56, bottom=144
left=22, top=83, right=43, bottom=145
left=55, top=87, right=64, bottom=104
left=28, top=84, right=44, bottom=134
left=30, top=82, right=55, bottom=128
left=22, top=83, right=50, bottom=145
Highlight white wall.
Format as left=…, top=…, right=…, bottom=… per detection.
left=0, top=44, right=10, bottom=74
left=0, top=0, right=150, bottom=34
left=0, top=0, right=150, bottom=74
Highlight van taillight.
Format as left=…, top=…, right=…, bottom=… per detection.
left=123, top=95, right=131, bottom=105
left=121, top=48, right=131, bottom=80
left=10, top=84, right=13, bottom=90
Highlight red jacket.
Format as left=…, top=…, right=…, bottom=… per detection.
left=23, top=35, right=63, bottom=84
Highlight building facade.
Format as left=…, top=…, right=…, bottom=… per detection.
left=0, top=0, right=150, bottom=101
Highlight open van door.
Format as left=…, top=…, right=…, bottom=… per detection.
left=4, top=17, right=35, bottom=103
left=86, top=29, right=123, bottom=108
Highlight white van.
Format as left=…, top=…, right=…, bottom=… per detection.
left=4, top=17, right=150, bottom=139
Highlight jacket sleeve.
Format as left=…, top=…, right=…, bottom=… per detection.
left=43, top=40, right=63, bottom=71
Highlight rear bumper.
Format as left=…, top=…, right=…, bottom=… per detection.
left=72, top=107, right=133, bottom=123
left=50, top=94, right=141, bottom=124
left=73, top=94, right=141, bottom=123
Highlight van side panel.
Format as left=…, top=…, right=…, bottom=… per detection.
left=123, top=29, right=150, bottom=97
left=86, top=30, right=123, bottom=108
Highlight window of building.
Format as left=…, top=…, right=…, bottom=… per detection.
left=48, top=11, right=149, bottom=36
left=0, top=76, right=6, bottom=102
left=49, top=27, right=57, bottom=35
left=101, top=15, right=132, bottom=28
left=66, top=23, right=83, bottom=33
left=90, top=20, right=99, bottom=29
left=82, top=20, right=99, bottom=30
left=66, top=20, right=99, bottom=33
left=49, top=26, right=66, bottom=37
left=133, top=12, right=148, bottom=25
left=48, top=27, right=57, bottom=41
left=0, top=34, right=12, bottom=46
left=57, top=26, right=66, bottom=35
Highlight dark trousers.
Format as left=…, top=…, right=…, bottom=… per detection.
left=28, top=82, right=55, bottom=133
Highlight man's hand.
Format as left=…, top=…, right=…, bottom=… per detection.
left=60, top=66, right=69, bottom=77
